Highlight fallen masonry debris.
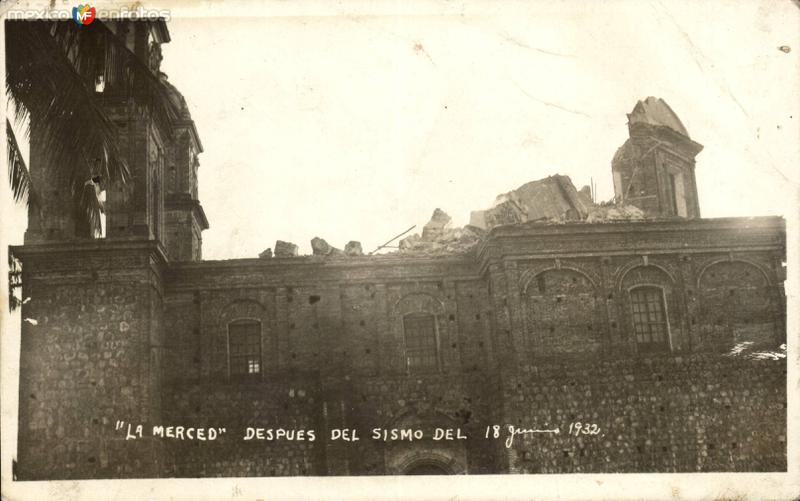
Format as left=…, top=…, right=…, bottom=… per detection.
left=398, top=209, right=485, bottom=256
left=421, top=208, right=452, bottom=240
left=344, top=241, right=364, bottom=256
left=262, top=175, right=660, bottom=259
left=469, top=174, right=594, bottom=230
left=274, top=240, right=299, bottom=257
left=586, top=202, right=646, bottom=223
left=311, top=237, right=344, bottom=257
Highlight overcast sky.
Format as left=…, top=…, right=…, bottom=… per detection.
left=153, top=2, right=799, bottom=259
left=2, top=1, right=799, bottom=259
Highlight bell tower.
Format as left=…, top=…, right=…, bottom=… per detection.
left=23, top=20, right=208, bottom=254
left=161, top=80, right=209, bottom=262
left=611, top=97, right=704, bottom=218
left=14, top=20, right=206, bottom=480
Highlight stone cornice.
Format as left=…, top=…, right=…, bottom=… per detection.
left=482, top=215, right=784, bottom=239
left=11, top=237, right=169, bottom=268
left=12, top=216, right=785, bottom=290
left=167, top=253, right=479, bottom=291
left=475, top=216, right=785, bottom=276
left=165, top=194, right=210, bottom=230
left=174, top=119, right=203, bottom=153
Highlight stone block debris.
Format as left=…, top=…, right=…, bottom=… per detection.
left=421, top=208, right=453, bottom=240
left=274, top=240, right=299, bottom=257
left=586, top=203, right=646, bottom=223
left=398, top=209, right=485, bottom=255
left=469, top=174, right=595, bottom=230
left=344, top=241, right=363, bottom=256
left=311, top=237, right=344, bottom=257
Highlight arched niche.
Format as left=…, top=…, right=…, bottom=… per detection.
left=522, top=268, right=602, bottom=356
left=696, top=260, right=777, bottom=350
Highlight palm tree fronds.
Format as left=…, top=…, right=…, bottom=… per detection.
left=6, top=118, right=33, bottom=205
left=5, top=20, right=181, bottom=230
left=7, top=21, right=129, bottom=195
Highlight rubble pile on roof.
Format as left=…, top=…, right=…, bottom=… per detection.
left=469, top=175, right=596, bottom=230
left=585, top=202, right=646, bottom=223
left=259, top=175, right=655, bottom=259
left=397, top=209, right=486, bottom=255
left=260, top=238, right=365, bottom=259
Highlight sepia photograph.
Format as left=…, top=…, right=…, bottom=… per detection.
left=0, top=0, right=798, bottom=499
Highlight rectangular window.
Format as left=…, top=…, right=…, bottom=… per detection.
left=667, top=173, right=679, bottom=215
left=151, top=171, right=160, bottom=239
left=229, top=321, right=261, bottom=377
left=630, top=288, right=670, bottom=352
left=403, top=313, right=439, bottom=373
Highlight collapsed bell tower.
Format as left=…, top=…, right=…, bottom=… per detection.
left=611, top=97, right=704, bottom=218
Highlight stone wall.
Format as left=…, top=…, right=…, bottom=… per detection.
left=162, top=380, right=323, bottom=477
left=161, top=372, right=504, bottom=476
left=15, top=241, right=166, bottom=479
left=502, top=354, right=786, bottom=473
left=14, top=216, right=787, bottom=478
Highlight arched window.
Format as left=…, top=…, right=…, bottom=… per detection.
left=228, top=320, right=262, bottom=378
left=629, top=287, right=670, bottom=353
left=403, top=313, right=439, bottom=373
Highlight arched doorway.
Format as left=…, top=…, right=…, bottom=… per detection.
left=404, top=461, right=451, bottom=475
left=382, top=409, right=468, bottom=475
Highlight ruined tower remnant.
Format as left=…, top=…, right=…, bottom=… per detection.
left=612, top=97, right=704, bottom=218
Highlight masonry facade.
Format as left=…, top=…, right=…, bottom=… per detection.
left=13, top=22, right=786, bottom=479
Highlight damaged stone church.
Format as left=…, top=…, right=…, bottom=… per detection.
left=14, top=21, right=786, bottom=479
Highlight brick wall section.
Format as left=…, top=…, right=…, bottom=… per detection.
left=694, top=259, right=783, bottom=350
left=522, top=268, right=604, bottom=356
left=160, top=260, right=501, bottom=475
